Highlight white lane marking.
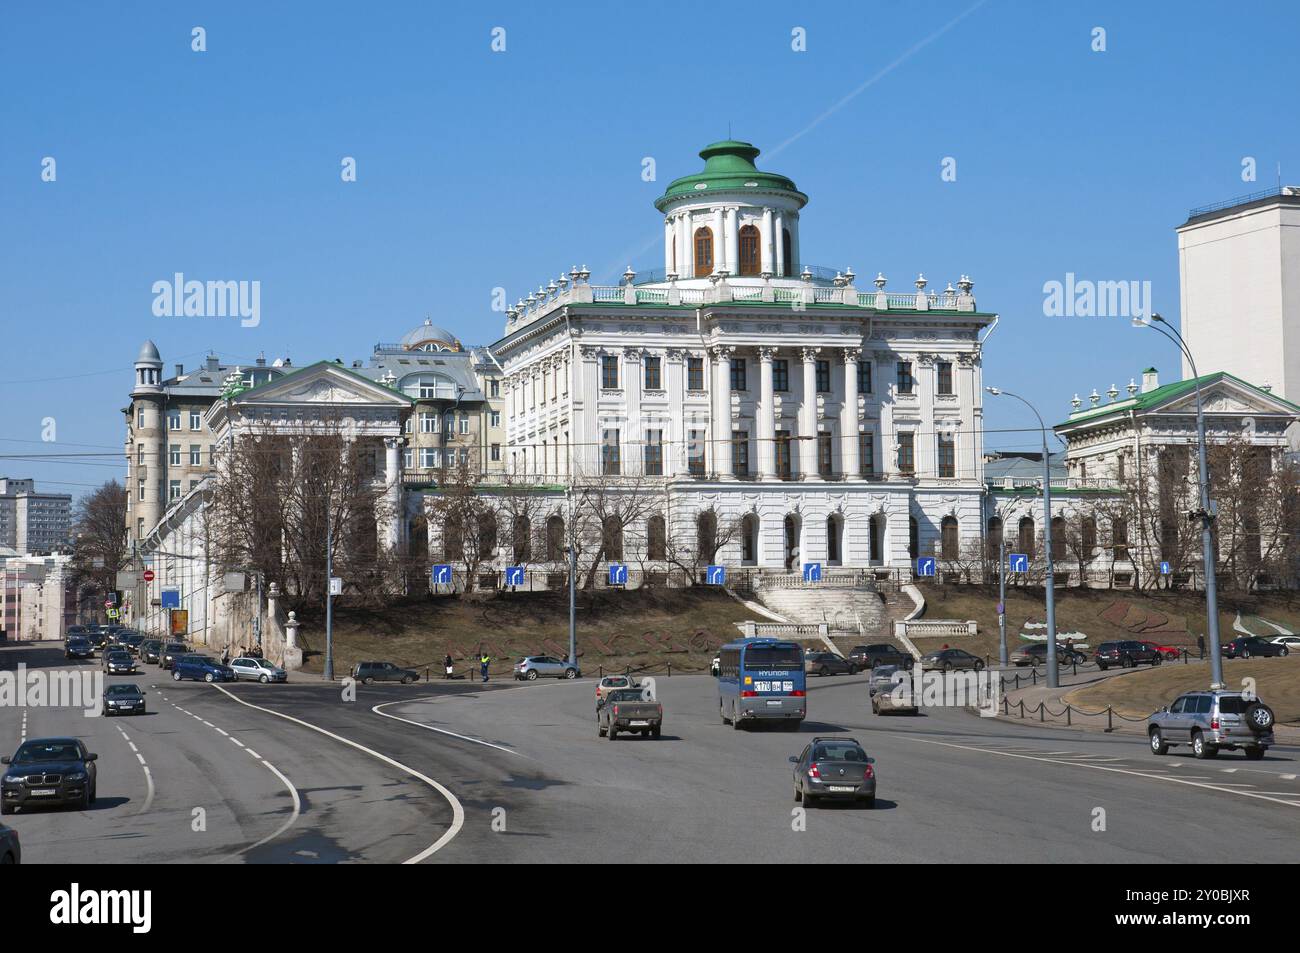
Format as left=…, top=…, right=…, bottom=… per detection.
left=245, top=749, right=261, bottom=759
left=212, top=685, right=463, bottom=863
left=115, top=724, right=154, bottom=814
left=213, top=728, right=229, bottom=737
left=371, top=699, right=524, bottom=758
left=1282, top=774, right=1297, bottom=780
left=909, top=736, right=1300, bottom=810
left=1221, top=768, right=1238, bottom=774
left=201, top=721, right=214, bottom=728
left=230, top=738, right=245, bottom=748
left=20, top=710, right=28, bottom=743
left=232, top=759, right=302, bottom=858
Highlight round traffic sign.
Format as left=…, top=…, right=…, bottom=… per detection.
left=143, top=570, right=155, bottom=582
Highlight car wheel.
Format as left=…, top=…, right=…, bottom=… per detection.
left=401, top=676, right=411, bottom=684
left=1121, top=656, right=1134, bottom=669
left=90, top=782, right=96, bottom=804
left=871, top=699, right=879, bottom=715
left=1152, top=655, right=1162, bottom=666
left=0, top=803, right=12, bottom=816
left=1242, top=650, right=1252, bottom=659
left=974, top=660, right=985, bottom=672
left=78, top=787, right=91, bottom=811
left=651, top=726, right=661, bottom=739
left=526, top=670, right=538, bottom=681
left=598, top=723, right=606, bottom=737
left=731, top=708, right=742, bottom=730
left=1192, top=731, right=1217, bottom=759
left=565, top=668, right=578, bottom=679
left=720, top=703, right=730, bottom=725
left=1244, top=746, right=1265, bottom=761
left=942, top=662, right=952, bottom=673
left=204, top=673, right=215, bottom=683
left=1149, top=728, right=1168, bottom=755
left=793, top=784, right=802, bottom=803
left=608, top=725, right=617, bottom=740
left=1280, top=647, right=1289, bottom=657
left=861, top=796, right=875, bottom=809
left=819, top=667, right=829, bottom=677
left=172, top=671, right=181, bottom=681
left=1098, top=663, right=1108, bottom=671
left=260, top=674, right=270, bottom=683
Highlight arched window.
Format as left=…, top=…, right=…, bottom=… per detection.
left=545, top=514, right=565, bottom=561
left=738, top=224, right=761, bottom=276
left=783, top=514, right=800, bottom=571
left=444, top=518, right=463, bottom=560
left=646, top=514, right=666, bottom=561
left=697, top=509, right=718, bottom=561
left=694, top=227, right=714, bottom=277
left=1112, top=517, right=1129, bottom=560
left=941, top=516, right=959, bottom=560
left=1081, top=516, right=1097, bottom=559
left=741, top=513, right=758, bottom=565
left=827, top=514, right=843, bottom=564
left=1050, top=516, right=1066, bottom=561
left=782, top=228, right=793, bottom=277
left=603, top=516, right=623, bottom=562
left=1018, top=517, right=1036, bottom=558
left=513, top=516, right=531, bottom=563
left=908, top=516, right=919, bottom=560
left=987, top=516, right=1003, bottom=559
left=478, top=516, right=497, bottom=559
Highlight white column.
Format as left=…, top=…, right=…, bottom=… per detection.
left=383, top=436, right=402, bottom=549
left=664, top=217, right=673, bottom=274
left=724, top=207, right=739, bottom=276
left=712, top=206, right=725, bottom=275
left=760, top=207, right=774, bottom=275
left=774, top=210, right=786, bottom=277
left=711, top=345, right=733, bottom=478
left=800, top=348, right=820, bottom=480
left=677, top=213, right=689, bottom=277
left=788, top=213, right=800, bottom=270
left=842, top=347, right=861, bottom=478
left=758, top=348, right=777, bottom=480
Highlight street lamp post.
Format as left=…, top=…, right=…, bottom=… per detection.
left=1133, top=313, right=1225, bottom=688
left=987, top=387, right=1060, bottom=688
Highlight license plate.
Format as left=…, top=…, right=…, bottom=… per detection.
left=630, top=720, right=649, bottom=726
left=30, top=788, right=57, bottom=797
left=766, top=699, right=782, bottom=706
left=827, top=785, right=854, bottom=792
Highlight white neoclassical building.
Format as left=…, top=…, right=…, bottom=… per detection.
left=490, top=140, right=997, bottom=572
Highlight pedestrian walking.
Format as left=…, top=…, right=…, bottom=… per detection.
left=444, top=653, right=454, bottom=679
left=1197, top=634, right=1205, bottom=659
left=480, top=652, right=490, bottom=683
left=221, top=648, right=230, bottom=666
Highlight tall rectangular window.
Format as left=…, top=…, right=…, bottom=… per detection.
left=776, top=431, right=793, bottom=479
left=489, top=379, right=500, bottom=397
left=403, top=449, right=413, bottom=469
left=420, top=448, right=439, bottom=468
left=857, top=360, right=872, bottom=394
left=137, top=444, right=145, bottom=466
left=138, top=481, right=146, bottom=501
left=896, top=362, right=914, bottom=395
left=730, top=357, right=747, bottom=392
left=601, top=428, right=621, bottom=475
left=137, top=407, right=145, bottom=428
left=818, top=432, right=833, bottom=476
left=490, top=444, right=501, bottom=462
left=491, top=411, right=501, bottom=427
left=168, top=410, right=181, bottom=430
left=644, top=355, right=662, bottom=390
left=169, top=444, right=181, bottom=466
left=773, top=359, right=790, bottom=392
left=815, top=360, right=831, bottom=393
left=937, top=361, right=954, bottom=396
left=937, top=434, right=955, bottom=478
left=420, top=413, right=435, bottom=433
left=189, top=410, right=202, bottom=430
left=897, top=432, right=915, bottom=473
left=644, top=429, right=663, bottom=475
left=168, top=480, right=181, bottom=501
left=687, top=429, right=705, bottom=475
left=687, top=356, right=705, bottom=391
left=859, top=432, right=874, bottom=477
left=732, top=431, right=749, bottom=476
left=459, top=414, right=469, bottom=434
left=189, top=445, right=201, bottom=466
left=601, top=355, right=619, bottom=390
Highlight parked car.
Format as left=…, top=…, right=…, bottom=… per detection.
left=1269, top=635, right=1300, bottom=649
left=848, top=643, right=913, bottom=669
left=102, top=684, right=147, bottom=717
left=139, top=640, right=163, bottom=664
left=597, top=688, right=663, bottom=739
left=0, top=821, right=19, bottom=863
left=1, top=737, right=98, bottom=814
left=1148, top=690, right=1275, bottom=759
left=159, top=643, right=191, bottom=670
left=513, top=655, right=580, bottom=680
left=230, top=657, right=287, bottom=683
left=351, top=661, right=418, bottom=684
left=595, top=674, right=635, bottom=706
left=805, top=651, right=859, bottom=677
left=790, top=736, right=876, bottom=808
left=1011, top=643, right=1088, bottom=667
left=1093, top=640, right=1162, bottom=670
left=919, top=648, right=985, bottom=672
left=102, top=650, right=136, bottom=675
left=1222, top=636, right=1290, bottom=659
left=64, top=637, right=94, bottom=660
left=171, top=654, right=236, bottom=683
left=868, top=665, right=918, bottom=715
left=1138, top=640, right=1181, bottom=660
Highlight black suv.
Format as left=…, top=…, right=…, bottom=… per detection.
left=805, top=652, right=859, bottom=677
left=1094, top=640, right=1162, bottom=670
left=1, top=738, right=98, bottom=814
left=351, top=661, right=419, bottom=684
left=64, top=637, right=94, bottom=660
left=1221, top=636, right=1290, bottom=659
left=1012, top=643, right=1089, bottom=667
left=848, top=643, right=913, bottom=669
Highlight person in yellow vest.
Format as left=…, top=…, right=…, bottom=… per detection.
left=480, top=652, right=490, bottom=683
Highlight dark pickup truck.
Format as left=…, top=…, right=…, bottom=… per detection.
left=597, top=688, right=663, bottom=740
left=848, top=643, right=913, bottom=670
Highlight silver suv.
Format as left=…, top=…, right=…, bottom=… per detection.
left=1148, top=690, right=1275, bottom=760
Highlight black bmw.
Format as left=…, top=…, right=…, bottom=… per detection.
left=1, top=738, right=98, bottom=814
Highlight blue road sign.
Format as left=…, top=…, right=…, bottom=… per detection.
left=160, top=589, right=181, bottom=609
left=802, top=562, right=822, bottom=583
left=505, top=566, right=525, bottom=587
left=431, top=564, right=453, bottom=585
left=1160, top=561, right=1171, bottom=576
left=1009, top=553, right=1029, bottom=573
left=608, top=563, right=628, bottom=586
left=706, top=565, right=726, bottom=585
left=916, top=556, right=937, bottom=577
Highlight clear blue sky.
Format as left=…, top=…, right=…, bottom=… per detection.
left=2, top=0, right=1297, bottom=498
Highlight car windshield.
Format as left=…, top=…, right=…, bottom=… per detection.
left=188, top=656, right=215, bottom=665
left=108, top=652, right=130, bottom=660
left=13, top=741, right=80, bottom=763
left=811, top=742, right=868, bottom=762
left=874, top=666, right=898, bottom=678
left=106, top=685, right=142, bottom=697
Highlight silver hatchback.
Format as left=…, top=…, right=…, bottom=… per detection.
left=513, top=655, right=580, bottom=680
left=1148, top=690, right=1275, bottom=760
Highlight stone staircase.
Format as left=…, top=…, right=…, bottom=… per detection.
left=750, top=583, right=917, bottom=658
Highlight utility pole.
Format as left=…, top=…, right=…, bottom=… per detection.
left=325, top=507, right=334, bottom=681
left=997, top=536, right=1007, bottom=667
left=566, top=485, right=576, bottom=667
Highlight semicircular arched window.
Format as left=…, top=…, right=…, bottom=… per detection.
left=694, top=227, right=714, bottom=277
left=738, top=224, right=761, bottom=276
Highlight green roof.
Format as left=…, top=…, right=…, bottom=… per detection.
left=1055, top=371, right=1300, bottom=430
left=655, top=141, right=807, bottom=211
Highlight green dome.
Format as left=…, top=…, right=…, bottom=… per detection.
left=654, top=140, right=807, bottom=211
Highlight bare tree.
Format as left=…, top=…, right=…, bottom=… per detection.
left=663, top=504, right=743, bottom=582
left=567, top=463, right=661, bottom=590
left=423, top=457, right=500, bottom=592
left=70, top=480, right=129, bottom=606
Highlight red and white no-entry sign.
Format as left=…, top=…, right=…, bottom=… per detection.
left=143, top=570, right=155, bottom=582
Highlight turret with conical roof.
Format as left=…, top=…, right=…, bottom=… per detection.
left=655, top=141, right=808, bottom=280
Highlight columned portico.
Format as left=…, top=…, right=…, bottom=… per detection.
left=800, top=347, right=820, bottom=480
left=711, top=345, right=733, bottom=478
left=758, top=347, right=777, bottom=480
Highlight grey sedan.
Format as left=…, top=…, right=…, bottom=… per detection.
left=805, top=652, right=858, bottom=677
left=868, top=665, right=918, bottom=715
left=920, top=648, right=985, bottom=672
left=513, top=655, right=580, bottom=680
left=791, top=737, right=876, bottom=808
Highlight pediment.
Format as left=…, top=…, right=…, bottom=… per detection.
left=1158, top=380, right=1293, bottom=418
left=236, top=362, right=411, bottom=408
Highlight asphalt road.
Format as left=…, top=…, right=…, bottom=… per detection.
left=4, top=641, right=1297, bottom=863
